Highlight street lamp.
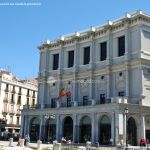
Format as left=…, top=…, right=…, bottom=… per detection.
left=124, top=107, right=128, bottom=148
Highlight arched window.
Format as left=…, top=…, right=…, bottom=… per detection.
left=127, top=117, right=137, bottom=146
left=99, top=115, right=111, bottom=145
left=30, top=117, right=40, bottom=141
left=45, top=118, right=56, bottom=142
left=79, top=116, right=91, bottom=143
left=63, top=116, right=73, bottom=140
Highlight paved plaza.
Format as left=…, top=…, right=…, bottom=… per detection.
left=0, top=140, right=53, bottom=150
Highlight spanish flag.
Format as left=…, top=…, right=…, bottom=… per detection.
left=59, top=88, right=66, bottom=96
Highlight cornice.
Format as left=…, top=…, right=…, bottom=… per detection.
left=38, top=11, right=150, bottom=51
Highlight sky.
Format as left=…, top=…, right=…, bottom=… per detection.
left=0, top=0, right=150, bottom=79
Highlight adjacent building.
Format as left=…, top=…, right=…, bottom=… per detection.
left=0, top=71, right=37, bottom=138
left=22, top=11, right=150, bottom=146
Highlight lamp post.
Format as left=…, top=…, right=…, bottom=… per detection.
left=124, top=107, right=128, bottom=148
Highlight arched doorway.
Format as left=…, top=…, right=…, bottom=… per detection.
left=45, top=118, right=56, bottom=142
left=79, top=116, right=91, bottom=143
left=127, top=117, right=137, bottom=146
left=99, top=115, right=111, bottom=145
left=30, top=117, right=40, bottom=141
left=63, top=116, right=73, bottom=140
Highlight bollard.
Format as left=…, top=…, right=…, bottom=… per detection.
left=9, top=138, right=13, bottom=147
left=53, top=140, right=58, bottom=150
left=86, top=141, right=91, bottom=149
left=37, top=140, right=42, bottom=150
left=54, top=143, right=61, bottom=150
left=20, top=139, right=25, bottom=147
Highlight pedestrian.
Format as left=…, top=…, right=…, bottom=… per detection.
left=140, top=138, right=146, bottom=147
left=25, top=134, right=30, bottom=146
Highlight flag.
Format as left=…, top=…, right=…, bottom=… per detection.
left=66, top=91, right=71, bottom=97
left=59, top=88, right=66, bottom=96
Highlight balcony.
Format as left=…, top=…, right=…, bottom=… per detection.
left=111, top=97, right=127, bottom=104
left=23, top=97, right=128, bottom=110
left=23, top=104, right=41, bottom=109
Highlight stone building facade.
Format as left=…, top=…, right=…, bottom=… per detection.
left=0, top=71, right=37, bottom=138
left=21, top=11, right=150, bottom=146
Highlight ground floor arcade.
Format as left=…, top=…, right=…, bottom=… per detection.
left=21, top=104, right=150, bottom=146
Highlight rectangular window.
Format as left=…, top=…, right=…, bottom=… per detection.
left=118, top=36, right=125, bottom=56
left=83, top=96, right=88, bottom=106
left=83, top=47, right=90, bottom=65
left=10, top=116, right=13, bottom=124
left=5, top=84, right=9, bottom=91
left=100, top=42, right=107, bottom=61
left=68, top=50, right=74, bottom=68
left=53, top=54, right=59, bottom=70
left=19, top=87, right=21, bottom=94
left=27, top=89, right=30, bottom=96
left=16, top=117, right=19, bottom=125
left=27, top=97, right=29, bottom=105
left=51, top=98, right=56, bottom=108
left=11, top=94, right=14, bottom=103
left=100, top=94, right=105, bottom=104
left=32, top=99, right=35, bottom=106
left=17, top=96, right=21, bottom=105
left=118, top=91, right=125, bottom=97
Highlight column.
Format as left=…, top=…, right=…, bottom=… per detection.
left=73, top=73, right=78, bottom=102
left=125, top=23, right=130, bottom=60
left=92, top=113, right=95, bottom=144
left=24, top=115, right=28, bottom=137
left=74, top=39, right=79, bottom=71
left=73, top=114, right=77, bottom=143
left=89, top=36, right=95, bottom=68
left=89, top=72, right=94, bottom=101
left=141, top=115, right=146, bottom=139
left=20, top=115, right=25, bottom=138
left=111, top=112, right=115, bottom=145
left=115, top=112, right=124, bottom=146
left=106, top=29, right=111, bottom=64
left=125, top=66, right=129, bottom=97
left=89, top=37, right=95, bottom=101
left=73, top=39, right=79, bottom=102
left=107, top=67, right=110, bottom=99
left=59, top=44, right=63, bottom=74
left=123, top=113, right=127, bottom=146
left=39, top=115, right=44, bottom=140
left=95, top=115, right=99, bottom=142
left=56, top=115, right=60, bottom=142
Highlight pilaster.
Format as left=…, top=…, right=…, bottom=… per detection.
left=140, top=115, right=146, bottom=139
left=92, top=113, right=96, bottom=143
left=73, top=114, right=77, bottom=143
left=39, top=115, right=44, bottom=140
left=56, top=115, right=60, bottom=142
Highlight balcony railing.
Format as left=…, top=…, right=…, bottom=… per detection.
left=23, top=104, right=41, bottom=109
left=23, top=97, right=128, bottom=110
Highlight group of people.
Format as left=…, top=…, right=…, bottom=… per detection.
left=140, top=138, right=149, bottom=147
left=17, top=134, right=30, bottom=146
left=61, top=137, right=71, bottom=144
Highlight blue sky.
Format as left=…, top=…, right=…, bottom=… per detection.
left=0, top=0, right=149, bottom=79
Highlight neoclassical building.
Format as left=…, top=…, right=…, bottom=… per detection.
left=0, top=70, right=37, bottom=138
left=21, top=11, right=150, bottom=146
